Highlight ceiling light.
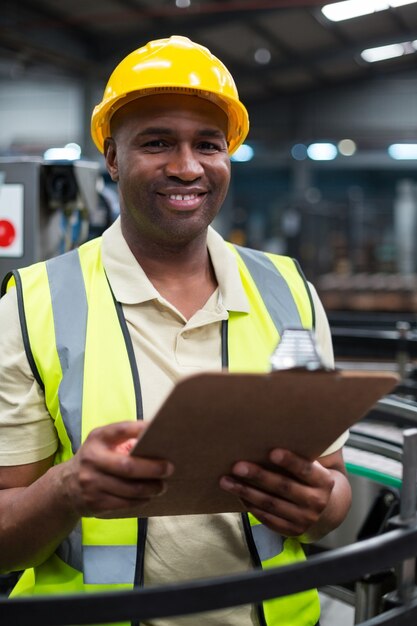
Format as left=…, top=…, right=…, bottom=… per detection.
left=43, top=143, right=81, bottom=161
left=361, top=41, right=413, bottom=62
left=254, top=48, right=271, bottom=64
left=175, top=0, right=191, bottom=7
left=321, top=0, right=417, bottom=22
left=291, top=143, right=308, bottom=160
left=231, top=144, right=254, bottom=162
left=338, top=139, right=357, bottom=156
left=321, top=1, right=389, bottom=22
left=307, top=143, right=337, bottom=161
left=388, top=143, right=417, bottom=159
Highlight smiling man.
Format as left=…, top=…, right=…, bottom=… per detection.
left=0, top=36, right=351, bottom=626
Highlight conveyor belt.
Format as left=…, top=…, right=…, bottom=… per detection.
left=374, top=394, right=417, bottom=425
left=344, top=447, right=402, bottom=488
left=351, top=421, right=404, bottom=445
left=328, top=311, right=417, bottom=329
left=319, top=405, right=409, bottom=549
left=345, top=409, right=405, bottom=487
left=331, top=327, right=417, bottom=360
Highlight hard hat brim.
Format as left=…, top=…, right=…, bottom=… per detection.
left=91, top=88, right=249, bottom=156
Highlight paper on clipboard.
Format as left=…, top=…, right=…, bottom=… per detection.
left=131, top=368, right=399, bottom=517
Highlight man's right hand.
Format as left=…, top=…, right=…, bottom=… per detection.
left=60, top=420, right=174, bottom=519
left=0, top=420, right=173, bottom=573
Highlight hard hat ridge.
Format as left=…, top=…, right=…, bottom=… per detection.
left=91, top=35, right=249, bottom=155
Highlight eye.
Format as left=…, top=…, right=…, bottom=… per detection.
left=142, top=139, right=169, bottom=152
left=198, top=141, right=224, bottom=153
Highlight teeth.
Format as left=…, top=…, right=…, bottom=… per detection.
left=169, top=194, right=197, bottom=201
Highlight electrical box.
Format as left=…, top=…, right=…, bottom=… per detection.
left=0, top=157, right=102, bottom=279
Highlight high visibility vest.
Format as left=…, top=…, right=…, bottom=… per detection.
left=2, top=236, right=320, bottom=626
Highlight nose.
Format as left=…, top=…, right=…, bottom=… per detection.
left=165, top=144, right=204, bottom=181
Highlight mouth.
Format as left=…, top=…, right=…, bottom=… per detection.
left=158, top=191, right=207, bottom=211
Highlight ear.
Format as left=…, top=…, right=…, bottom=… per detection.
left=104, top=137, right=119, bottom=182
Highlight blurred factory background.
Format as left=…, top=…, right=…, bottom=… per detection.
left=3, top=1, right=417, bottom=329
left=4, top=1, right=417, bottom=623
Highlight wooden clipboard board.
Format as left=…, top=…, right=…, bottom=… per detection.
left=131, top=369, right=399, bottom=516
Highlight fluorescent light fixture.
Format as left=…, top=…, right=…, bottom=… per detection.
left=361, top=42, right=410, bottom=62
left=231, top=144, right=254, bottom=162
left=291, top=143, right=308, bottom=161
left=322, top=1, right=389, bottom=22
left=388, top=143, right=417, bottom=159
left=307, top=143, right=337, bottom=161
left=43, top=142, right=81, bottom=161
left=322, top=0, right=417, bottom=22
left=338, top=139, right=357, bottom=156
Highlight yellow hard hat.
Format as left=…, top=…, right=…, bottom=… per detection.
left=91, top=35, right=249, bottom=156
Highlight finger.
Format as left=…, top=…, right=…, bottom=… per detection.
left=268, top=449, right=333, bottom=488
left=78, top=426, right=174, bottom=479
left=79, top=447, right=174, bottom=481
left=229, top=461, right=311, bottom=506
left=83, top=488, right=162, bottom=517
left=220, top=477, right=320, bottom=535
left=98, top=476, right=167, bottom=501
left=244, top=504, right=309, bottom=538
left=114, top=438, right=138, bottom=454
left=220, top=475, right=301, bottom=518
left=75, top=474, right=168, bottom=517
left=88, top=421, right=148, bottom=447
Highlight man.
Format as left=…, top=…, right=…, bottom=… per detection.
left=0, top=36, right=351, bottom=625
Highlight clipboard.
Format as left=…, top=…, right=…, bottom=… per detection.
left=131, top=368, right=399, bottom=516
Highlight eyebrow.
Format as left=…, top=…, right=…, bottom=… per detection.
left=137, top=127, right=226, bottom=139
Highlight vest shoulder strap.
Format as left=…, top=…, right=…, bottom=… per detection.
left=228, top=243, right=315, bottom=332
left=1, top=268, right=44, bottom=389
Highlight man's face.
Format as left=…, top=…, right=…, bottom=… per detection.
left=104, top=94, right=231, bottom=250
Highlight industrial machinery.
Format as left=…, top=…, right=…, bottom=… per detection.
left=0, top=157, right=117, bottom=278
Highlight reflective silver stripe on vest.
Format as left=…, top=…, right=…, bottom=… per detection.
left=46, top=250, right=87, bottom=455
left=47, top=250, right=136, bottom=585
left=57, top=535, right=137, bottom=584
left=251, top=523, right=284, bottom=562
left=56, top=524, right=83, bottom=572
left=83, top=545, right=137, bottom=584
left=235, top=245, right=303, bottom=335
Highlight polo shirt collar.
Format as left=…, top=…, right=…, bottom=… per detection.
left=101, top=217, right=249, bottom=313
left=206, top=227, right=249, bottom=313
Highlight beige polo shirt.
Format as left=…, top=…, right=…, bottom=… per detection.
left=0, top=219, right=346, bottom=626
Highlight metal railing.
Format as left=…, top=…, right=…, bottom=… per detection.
left=1, top=525, right=417, bottom=626
left=376, top=396, right=417, bottom=423
left=2, top=423, right=417, bottom=626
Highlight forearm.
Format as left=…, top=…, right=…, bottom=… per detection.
left=300, top=469, right=352, bottom=543
left=0, top=464, right=79, bottom=574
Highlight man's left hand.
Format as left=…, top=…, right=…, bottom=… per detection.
left=220, top=448, right=350, bottom=540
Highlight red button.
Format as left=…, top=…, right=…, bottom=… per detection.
left=0, top=219, right=16, bottom=247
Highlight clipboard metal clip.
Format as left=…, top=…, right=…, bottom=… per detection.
left=270, top=328, right=328, bottom=372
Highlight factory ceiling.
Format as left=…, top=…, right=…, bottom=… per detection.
left=2, top=0, right=417, bottom=108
